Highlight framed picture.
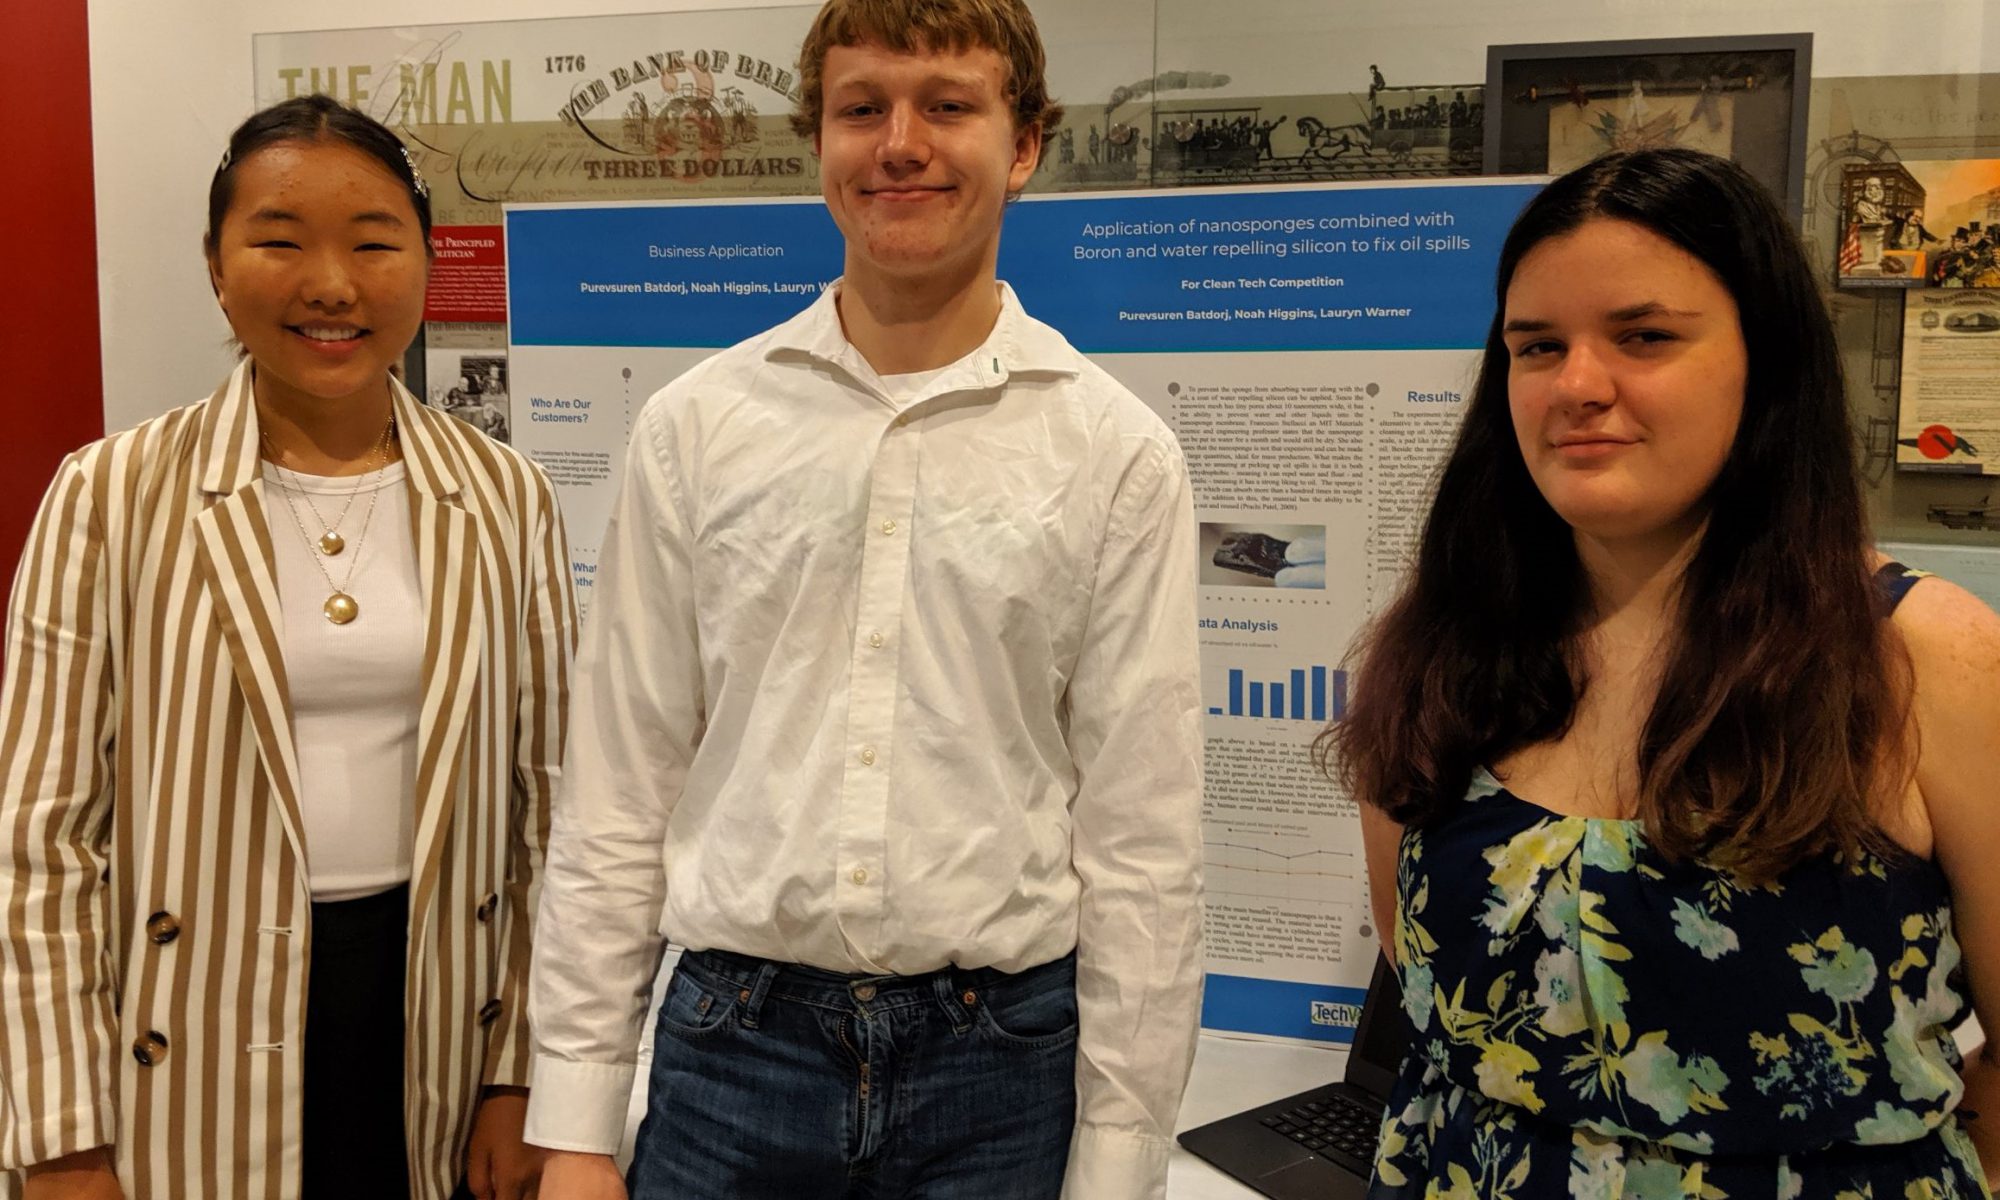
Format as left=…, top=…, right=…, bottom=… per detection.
left=1837, top=159, right=2000, bottom=289
left=1483, top=34, right=1812, bottom=223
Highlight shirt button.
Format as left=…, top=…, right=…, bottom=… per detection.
left=852, top=867, right=870, bottom=885
left=860, top=747, right=877, bottom=766
left=881, top=519, right=897, bottom=535
left=868, top=631, right=884, bottom=648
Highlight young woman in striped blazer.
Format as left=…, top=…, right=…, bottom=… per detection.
left=0, top=96, right=575, bottom=1200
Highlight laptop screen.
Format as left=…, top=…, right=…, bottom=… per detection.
left=1343, top=956, right=1411, bottom=1101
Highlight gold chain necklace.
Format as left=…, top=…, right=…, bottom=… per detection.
left=259, top=420, right=391, bottom=555
left=262, top=419, right=396, bottom=625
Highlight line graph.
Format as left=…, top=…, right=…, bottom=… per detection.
left=1203, top=838, right=1358, bottom=905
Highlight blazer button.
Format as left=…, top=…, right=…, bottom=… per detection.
left=133, top=1031, right=169, bottom=1067
left=475, top=893, right=498, bottom=923
left=478, top=999, right=503, bottom=1026
left=146, top=911, right=181, bottom=945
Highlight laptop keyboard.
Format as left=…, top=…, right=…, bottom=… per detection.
left=1259, top=1092, right=1381, bottom=1164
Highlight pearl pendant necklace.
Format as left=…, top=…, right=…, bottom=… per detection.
left=323, top=592, right=360, bottom=624
left=319, top=531, right=347, bottom=556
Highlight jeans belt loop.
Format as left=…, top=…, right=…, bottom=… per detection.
left=740, top=960, right=782, bottom=1029
left=932, top=972, right=975, bottom=1033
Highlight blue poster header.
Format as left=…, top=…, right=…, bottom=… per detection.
left=506, top=202, right=845, bottom=349
left=506, top=180, right=1540, bottom=353
left=1202, top=973, right=1369, bottom=1045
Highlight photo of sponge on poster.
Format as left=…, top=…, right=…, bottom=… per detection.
left=1201, top=522, right=1327, bottom=589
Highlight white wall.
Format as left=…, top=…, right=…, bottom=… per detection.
left=1152, top=0, right=1999, bottom=92
left=89, top=0, right=1997, bottom=433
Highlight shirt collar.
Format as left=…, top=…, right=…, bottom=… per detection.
left=763, top=279, right=1082, bottom=389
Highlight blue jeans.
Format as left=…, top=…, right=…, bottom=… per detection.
left=628, top=947, right=1079, bottom=1199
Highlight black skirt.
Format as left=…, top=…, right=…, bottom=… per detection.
left=302, top=883, right=411, bottom=1199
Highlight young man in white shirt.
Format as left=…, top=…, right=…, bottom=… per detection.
left=527, top=2, right=1203, bottom=1197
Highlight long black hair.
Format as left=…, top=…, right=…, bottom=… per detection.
left=1321, top=148, right=1905, bottom=882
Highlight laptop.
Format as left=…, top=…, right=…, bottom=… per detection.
left=1178, top=957, right=1409, bottom=1199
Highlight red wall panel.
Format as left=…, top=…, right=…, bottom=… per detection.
left=0, top=0, right=104, bottom=644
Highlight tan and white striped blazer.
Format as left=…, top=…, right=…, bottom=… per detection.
left=0, top=363, right=576, bottom=1199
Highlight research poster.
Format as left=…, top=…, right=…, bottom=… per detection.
left=507, top=178, right=1539, bottom=1043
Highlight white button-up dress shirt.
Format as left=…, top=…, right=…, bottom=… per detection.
left=528, top=283, right=1204, bottom=1199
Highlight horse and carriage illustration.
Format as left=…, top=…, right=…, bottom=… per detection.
left=1045, top=70, right=1483, bottom=189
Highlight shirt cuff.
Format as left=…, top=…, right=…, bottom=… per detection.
left=1060, top=1123, right=1173, bottom=1200
left=523, top=1054, right=637, bottom=1154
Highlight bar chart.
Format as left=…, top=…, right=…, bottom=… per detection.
left=1208, top=664, right=1350, bottom=722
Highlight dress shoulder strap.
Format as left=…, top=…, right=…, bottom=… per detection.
left=1874, top=560, right=1931, bottom=616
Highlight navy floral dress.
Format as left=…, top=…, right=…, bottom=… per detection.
left=1371, top=566, right=1990, bottom=1199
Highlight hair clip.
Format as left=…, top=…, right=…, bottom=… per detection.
left=400, top=144, right=431, bottom=200
left=216, top=145, right=234, bottom=175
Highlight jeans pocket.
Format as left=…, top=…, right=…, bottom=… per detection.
left=654, top=962, right=738, bottom=1043
left=974, top=975, right=1080, bottom=1049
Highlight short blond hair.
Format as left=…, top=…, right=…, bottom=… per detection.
left=790, top=0, right=1064, bottom=142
